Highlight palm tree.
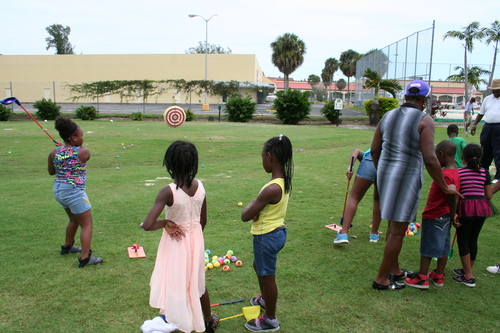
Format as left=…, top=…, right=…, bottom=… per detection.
left=323, top=58, right=339, bottom=101
left=446, top=65, right=491, bottom=91
left=484, top=20, right=500, bottom=90
left=339, top=49, right=361, bottom=102
left=321, top=68, right=332, bottom=101
left=270, top=33, right=306, bottom=91
left=307, top=74, right=321, bottom=87
left=362, top=68, right=402, bottom=125
left=443, top=22, right=485, bottom=103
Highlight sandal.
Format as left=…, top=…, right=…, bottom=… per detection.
left=205, top=313, right=219, bottom=333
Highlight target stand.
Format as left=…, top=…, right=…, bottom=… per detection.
left=164, top=106, right=186, bottom=127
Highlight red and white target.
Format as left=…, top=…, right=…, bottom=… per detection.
left=164, top=106, right=186, bottom=127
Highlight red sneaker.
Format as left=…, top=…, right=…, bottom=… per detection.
left=428, top=270, right=445, bottom=287
left=404, top=273, right=429, bottom=289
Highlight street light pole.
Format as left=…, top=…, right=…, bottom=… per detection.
left=189, top=14, right=218, bottom=107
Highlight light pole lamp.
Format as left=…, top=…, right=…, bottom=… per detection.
left=189, top=14, right=218, bottom=107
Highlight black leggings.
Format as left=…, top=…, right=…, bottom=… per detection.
left=456, top=216, right=486, bottom=260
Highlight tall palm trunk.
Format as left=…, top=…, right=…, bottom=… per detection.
left=464, top=48, right=469, bottom=103
left=284, top=73, right=289, bottom=91
left=488, top=40, right=498, bottom=89
left=346, top=77, right=350, bottom=103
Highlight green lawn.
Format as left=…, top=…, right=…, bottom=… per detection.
left=1, top=119, right=499, bottom=333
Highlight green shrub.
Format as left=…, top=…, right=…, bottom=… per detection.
left=273, top=89, right=312, bottom=125
left=321, top=101, right=342, bottom=124
left=33, top=98, right=61, bottom=120
left=75, top=105, right=97, bottom=120
left=224, top=95, right=257, bottom=122
left=186, top=109, right=196, bottom=121
left=363, top=97, right=399, bottom=118
left=0, top=104, right=12, bottom=121
left=131, top=112, right=143, bottom=121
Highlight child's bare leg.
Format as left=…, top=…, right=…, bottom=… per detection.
left=341, top=177, right=373, bottom=234
left=74, top=209, right=93, bottom=259
left=419, top=256, right=432, bottom=275
left=435, top=254, right=448, bottom=274
left=200, top=287, right=212, bottom=322
left=63, top=208, right=79, bottom=247
left=260, top=275, right=277, bottom=319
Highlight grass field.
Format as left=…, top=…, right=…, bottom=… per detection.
left=1, top=119, right=499, bottom=333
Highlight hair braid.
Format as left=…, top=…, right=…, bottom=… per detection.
left=163, top=141, right=198, bottom=189
left=264, top=135, right=294, bottom=193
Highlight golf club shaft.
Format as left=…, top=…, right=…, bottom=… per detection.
left=18, top=104, right=58, bottom=144
left=210, top=298, right=246, bottom=307
left=340, top=156, right=355, bottom=225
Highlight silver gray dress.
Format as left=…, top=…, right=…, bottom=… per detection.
left=377, top=103, right=426, bottom=222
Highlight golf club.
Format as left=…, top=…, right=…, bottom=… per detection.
left=340, top=156, right=355, bottom=225
left=1, top=96, right=59, bottom=144
left=210, top=298, right=246, bottom=307
left=448, top=231, right=457, bottom=259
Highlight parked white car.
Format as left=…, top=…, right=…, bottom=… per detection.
left=266, top=93, right=278, bottom=103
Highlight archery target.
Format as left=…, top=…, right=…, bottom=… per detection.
left=163, top=106, right=186, bottom=127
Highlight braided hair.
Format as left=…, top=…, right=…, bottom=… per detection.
left=55, top=118, right=79, bottom=142
left=264, top=135, right=294, bottom=193
left=163, top=140, right=198, bottom=189
left=462, top=143, right=483, bottom=172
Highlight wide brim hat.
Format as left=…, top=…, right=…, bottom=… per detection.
left=488, top=79, right=500, bottom=90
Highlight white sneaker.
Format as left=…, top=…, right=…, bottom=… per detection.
left=486, top=265, right=500, bottom=274
left=493, top=179, right=499, bottom=184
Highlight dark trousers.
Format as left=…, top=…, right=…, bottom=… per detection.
left=480, top=123, right=500, bottom=179
left=456, top=216, right=485, bottom=260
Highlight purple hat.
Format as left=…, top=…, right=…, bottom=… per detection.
left=405, top=80, right=430, bottom=97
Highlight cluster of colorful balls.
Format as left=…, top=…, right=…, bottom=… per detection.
left=406, top=222, right=421, bottom=236
left=204, top=249, right=243, bottom=272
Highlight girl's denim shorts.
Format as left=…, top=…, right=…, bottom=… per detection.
left=253, top=226, right=287, bottom=276
left=356, top=152, right=377, bottom=182
left=53, top=182, right=91, bottom=215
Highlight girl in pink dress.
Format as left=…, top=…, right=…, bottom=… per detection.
left=142, top=141, right=218, bottom=333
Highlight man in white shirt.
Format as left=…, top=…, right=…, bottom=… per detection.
left=471, top=79, right=500, bottom=182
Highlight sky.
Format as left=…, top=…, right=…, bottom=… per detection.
left=2, top=0, right=499, bottom=85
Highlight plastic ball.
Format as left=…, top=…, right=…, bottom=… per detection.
left=205, top=259, right=209, bottom=264
left=212, top=256, right=218, bottom=261
left=224, top=259, right=230, bottom=265
left=116, top=167, right=120, bottom=170
left=225, top=253, right=232, bottom=259
left=415, top=223, right=421, bottom=228
left=231, top=256, right=237, bottom=262
left=206, top=263, right=213, bottom=269
left=218, top=258, right=224, bottom=265
left=413, top=231, right=418, bottom=235
left=235, top=260, right=243, bottom=267
left=213, top=262, right=221, bottom=268
left=408, top=231, right=414, bottom=236
left=238, top=202, right=243, bottom=206
left=205, top=250, right=211, bottom=255
left=222, top=265, right=230, bottom=272
left=227, top=250, right=234, bottom=255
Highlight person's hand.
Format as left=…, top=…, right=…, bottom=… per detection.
left=346, top=170, right=354, bottom=180
left=453, top=215, right=461, bottom=228
left=165, top=220, right=185, bottom=241
left=470, top=124, right=476, bottom=136
left=443, top=184, right=464, bottom=199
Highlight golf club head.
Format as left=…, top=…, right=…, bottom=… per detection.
left=0, top=97, right=21, bottom=106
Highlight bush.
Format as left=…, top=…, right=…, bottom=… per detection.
left=321, top=101, right=342, bottom=124
left=131, top=112, right=143, bottom=121
left=33, top=98, right=61, bottom=120
left=75, top=105, right=97, bottom=120
left=363, top=97, right=399, bottom=118
left=186, top=109, right=196, bottom=121
left=0, top=104, right=12, bottom=121
left=273, top=89, right=311, bottom=125
left=224, top=95, right=257, bottom=122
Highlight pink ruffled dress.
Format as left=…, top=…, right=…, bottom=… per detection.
left=149, top=180, right=206, bottom=332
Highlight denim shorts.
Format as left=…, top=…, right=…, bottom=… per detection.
left=253, top=227, right=287, bottom=276
left=53, top=182, right=92, bottom=215
left=420, top=214, right=451, bottom=258
left=355, top=152, right=377, bottom=182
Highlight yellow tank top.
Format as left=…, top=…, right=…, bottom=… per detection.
left=251, top=178, right=289, bottom=235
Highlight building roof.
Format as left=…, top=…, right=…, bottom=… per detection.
left=267, top=77, right=356, bottom=91
left=430, top=86, right=482, bottom=95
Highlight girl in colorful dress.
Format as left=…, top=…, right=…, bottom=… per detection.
left=48, top=118, right=102, bottom=268
left=453, top=143, right=493, bottom=287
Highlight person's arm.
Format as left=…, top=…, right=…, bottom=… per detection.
left=200, top=197, right=207, bottom=231
left=78, top=146, right=91, bottom=163
left=241, top=183, right=282, bottom=222
left=346, top=149, right=364, bottom=180
left=48, top=149, right=56, bottom=175
left=142, top=186, right=185, bottom=240
left=419, top=116, right=461, bottom=197
left=470, top=114, right=484, bottom=136
left=370, top=124, right=382, bottom=169
left=485, top=184, right=493, bottom=200
left=492, top=181, right=500, bottom=195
